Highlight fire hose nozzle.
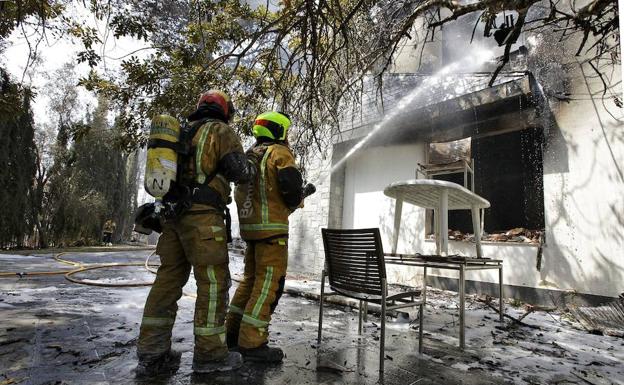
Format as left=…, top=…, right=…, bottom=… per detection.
left=303, top=183, right=316, bottom=198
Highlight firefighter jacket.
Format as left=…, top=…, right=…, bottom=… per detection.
left=235, top=142, right=303, bottom=240
left=179, top=118, right=250, bottom=212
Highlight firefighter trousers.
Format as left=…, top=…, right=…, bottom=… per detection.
left=226, top=238, right=287, bottom=349
left=137, top=211, right=231, bottom=361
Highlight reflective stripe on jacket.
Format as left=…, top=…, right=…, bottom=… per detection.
left=182, top=119, right=244, bottom=210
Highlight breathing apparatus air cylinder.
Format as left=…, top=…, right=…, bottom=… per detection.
left=145, top=115, right=181, bottom=200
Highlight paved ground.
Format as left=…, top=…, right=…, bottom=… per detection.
left=0, top=250, right=623, bottom=385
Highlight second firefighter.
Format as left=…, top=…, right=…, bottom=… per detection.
left=226, top=111, right=311, bottom=362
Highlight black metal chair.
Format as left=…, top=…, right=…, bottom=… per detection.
left=317, top=228, right=424, bottom=373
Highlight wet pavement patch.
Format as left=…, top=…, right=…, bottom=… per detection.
left=0, top=251, right=623, bottom=384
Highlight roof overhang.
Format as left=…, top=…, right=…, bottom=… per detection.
left=334, top=74, right=538, bottom=147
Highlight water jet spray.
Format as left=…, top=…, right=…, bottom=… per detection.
left=310, top=47, right=495, bottom=188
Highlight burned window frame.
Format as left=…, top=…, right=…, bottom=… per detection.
left=424, top=127, right=545, bottom=244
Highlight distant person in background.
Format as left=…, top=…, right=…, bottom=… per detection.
left=102, top=219, right=116, bottom=246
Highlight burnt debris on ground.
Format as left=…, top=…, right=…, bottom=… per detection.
left=0, top=250, right=623, bottom=385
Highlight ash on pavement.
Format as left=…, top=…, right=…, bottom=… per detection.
left=1, top=251, right=623, bottom=385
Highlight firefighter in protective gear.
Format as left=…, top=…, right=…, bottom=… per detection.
left=136, top=90, right=255, bottom=376
left=226, top=111, right=312, bottom=363
left=102, top=219, right=116, bottom=245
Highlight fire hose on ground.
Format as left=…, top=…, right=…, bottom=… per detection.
left=0, top=251, right=159, bottom=287
left=0, top=250, right=242, bottom=294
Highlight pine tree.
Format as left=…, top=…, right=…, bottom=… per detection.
left=0, top=68, right=37, bottom=248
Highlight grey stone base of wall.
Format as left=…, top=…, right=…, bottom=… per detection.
left=427, top=276, right=616, bottom=308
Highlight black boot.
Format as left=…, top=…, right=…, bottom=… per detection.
left=239, top=344, right=284, bottom=363
left=135, top=349, right=181, bottom=377
left=192, top=351, right=243, bottom=373
left=226, top=332, right=239, bottom=350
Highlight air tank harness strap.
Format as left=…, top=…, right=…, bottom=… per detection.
left=148, top=138, right=179, bottom=151
left=190, top=184, right=233, bottom=243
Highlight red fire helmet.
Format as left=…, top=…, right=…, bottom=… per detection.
left=196, top=89, right=235, bottom=120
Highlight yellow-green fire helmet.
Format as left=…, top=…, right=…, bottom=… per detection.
left=252, top=111, right=291, bottom=141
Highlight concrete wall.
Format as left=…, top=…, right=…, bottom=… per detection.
left=332, top=60, right=624, bottom=300
left=537, top=60, right=624, bottom=298
left=527, top=20, right=624, bottom=299
left=287, top=152, right=332, bottom=274
left=341, top=144, right=428, bottom=286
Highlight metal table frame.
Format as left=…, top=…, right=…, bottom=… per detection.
left=385, top=254, right=504, bottom=349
